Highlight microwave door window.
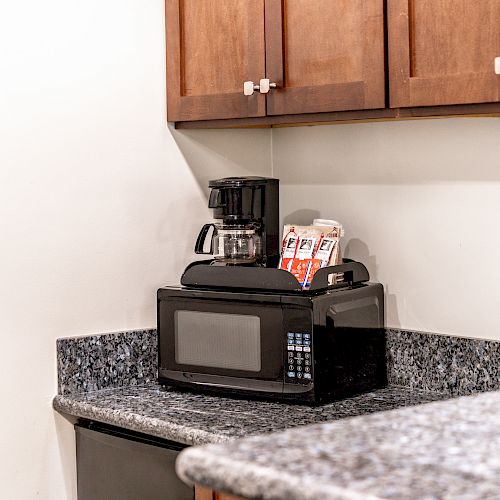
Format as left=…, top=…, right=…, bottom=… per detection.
left=174, top=310, right=261, bottom=372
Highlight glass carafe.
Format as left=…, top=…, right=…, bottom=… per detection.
left=195, top=223, right=261, bottom=264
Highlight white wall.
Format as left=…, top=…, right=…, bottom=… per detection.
left=2, top=1, right=498, bottom=497
left=273, top=118, right=500, bottom=341
left=0, top=1, right=271, bottom=498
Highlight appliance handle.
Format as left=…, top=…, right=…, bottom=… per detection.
left=194, top=224, right=216, bottom=254
left=325, top=306, right=336, bottom=328
left=309, top=260, right=370, bottom=290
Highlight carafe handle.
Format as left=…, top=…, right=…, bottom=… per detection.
left=195, top=224, right=216, bottom=254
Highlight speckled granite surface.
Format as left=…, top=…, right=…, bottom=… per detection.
left=387, top=329, right=499, bottom=395
left=53, top=385, right=446, bottom=446
left=57, top=328, right=499, bottom=397
left=57, top=329, right=157, bottom=395
left=55, top=328, right=500, bottom=499
left=176, top=390, right=500, bottom=500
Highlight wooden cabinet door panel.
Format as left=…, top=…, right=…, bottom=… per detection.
left=166, top=0, right=266, bottom=121
left=195, top=485, right=214, bottom=500
left=265, top=0, right=386, bottom=116
left=194, top=485, right=245, bottom=500
left=388, top=0, right=500, bottom=107
left=215, top=493, right=246, bottom=500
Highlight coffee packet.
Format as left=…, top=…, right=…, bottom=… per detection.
left=279, top=224, right=343, bottom=288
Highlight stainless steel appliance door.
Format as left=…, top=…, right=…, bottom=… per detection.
left=158, top=298, right=284, bottom=386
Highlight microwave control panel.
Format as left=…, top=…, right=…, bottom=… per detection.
left=285, top=332, right=313, bottom=383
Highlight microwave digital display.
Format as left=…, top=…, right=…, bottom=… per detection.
left=174, top=310, right=261, bottom=372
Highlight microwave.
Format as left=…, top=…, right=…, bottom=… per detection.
left=157, top=283, right=386, bottom=404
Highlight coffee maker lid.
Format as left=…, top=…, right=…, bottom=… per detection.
left=208, top=176, right=278, bottom=188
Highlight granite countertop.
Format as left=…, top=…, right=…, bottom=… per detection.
left=176, top=390, right=500, bottom=500
left=53, top=384, right=446, bottom=446
left=54, top=328, right=499, bottom=499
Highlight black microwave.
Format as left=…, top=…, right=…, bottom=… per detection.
left=157, top=282, right=386, bottom=404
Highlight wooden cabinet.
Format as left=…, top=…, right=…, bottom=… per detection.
left=195, top=485, right=245, bottom=500
left=388, top=0, right=500, bottom=107
left=166, top=0, right=266, bottom=121
left=166, top=0, right=500, bottom=127
left=166, top=0, right=386, bottom=122
left=265, top=0, right=385, bottom=115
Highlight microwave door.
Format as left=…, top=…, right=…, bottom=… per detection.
left=158, top=299, right=285, bottom=391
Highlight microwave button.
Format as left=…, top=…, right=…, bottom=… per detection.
left=296, top=358, right=303, bottom=365
left=303, top=340, right=311, bottom=346
left=304, top=352, right=311, bottom=359
left=287, top=332, right=294, bottom=339
left=287, top=345, right=295, bottom=351
left=303, top=373, right=312, bottom=379
left=305, top=366, right=310, bottom=373
left=287, top=371, right=296, bottom=378
left=297, top=372, right=303, bottom=379
left=288, top=364, right=295, bottom=371
left=287, top=339, right=295, bottom=345
left=303, top=333, right=311, bottom=340
left=297, top=365, right=303, bottom=371
left=305, top=359, right=311, bottom=366
left=295, top=346, right=303, bottom=352
left=303, top=346, right=310, bottom=352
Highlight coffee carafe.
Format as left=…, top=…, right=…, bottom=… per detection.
left=195, top=177, right=279, bottom=267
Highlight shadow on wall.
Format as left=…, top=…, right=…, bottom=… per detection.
left=272, top=118, right=500, bottom=184
left=283, top=208, right=321, bottom=225
left=169, top=125, right=272, bottom=197
left=344, top=238, right=400, bottom=329
left=344, top=238, right=378, bottom=279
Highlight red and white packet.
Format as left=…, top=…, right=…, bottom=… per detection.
left=279, top=225, right=342, bottom=289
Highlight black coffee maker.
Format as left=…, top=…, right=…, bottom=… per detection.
left=194, top=177, right=279, bottom=267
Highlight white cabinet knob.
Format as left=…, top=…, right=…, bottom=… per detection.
left=243, top=81, right=259, bottom=96
left=243, top=79, right=278, bottom=96
left=258, top=78, right=277, bottom=94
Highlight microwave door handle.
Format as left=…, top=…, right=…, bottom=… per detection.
left=325, top=306, right=336, bottom=328
left=315, top=306, right=336, bottom=327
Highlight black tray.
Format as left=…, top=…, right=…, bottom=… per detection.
left=180, top=259, right=369, bottom=293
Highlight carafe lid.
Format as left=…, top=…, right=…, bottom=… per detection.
left=208, top=176, right=278, bottom=188
left=215, top=222, right=260, bottom=234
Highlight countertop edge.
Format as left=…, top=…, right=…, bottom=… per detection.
left=52, top=394, right=227, bottom=446
left=176, top=447, right=381, bottom=500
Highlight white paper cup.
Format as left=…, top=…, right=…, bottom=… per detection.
left=313, top=219, right=341, bottom=227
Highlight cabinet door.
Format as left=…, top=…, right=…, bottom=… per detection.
left=195, top=486, right=245, bottom=500
left=264, top=0, right=385, bottom=116
left=166, top=0, right=266, bottom=121
left=76, top=424, right=193, bottom=500
left=388, top=0, right=500, bottom=107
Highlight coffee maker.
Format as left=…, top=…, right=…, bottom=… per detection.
left=194, top=177, right=279, bottom=267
